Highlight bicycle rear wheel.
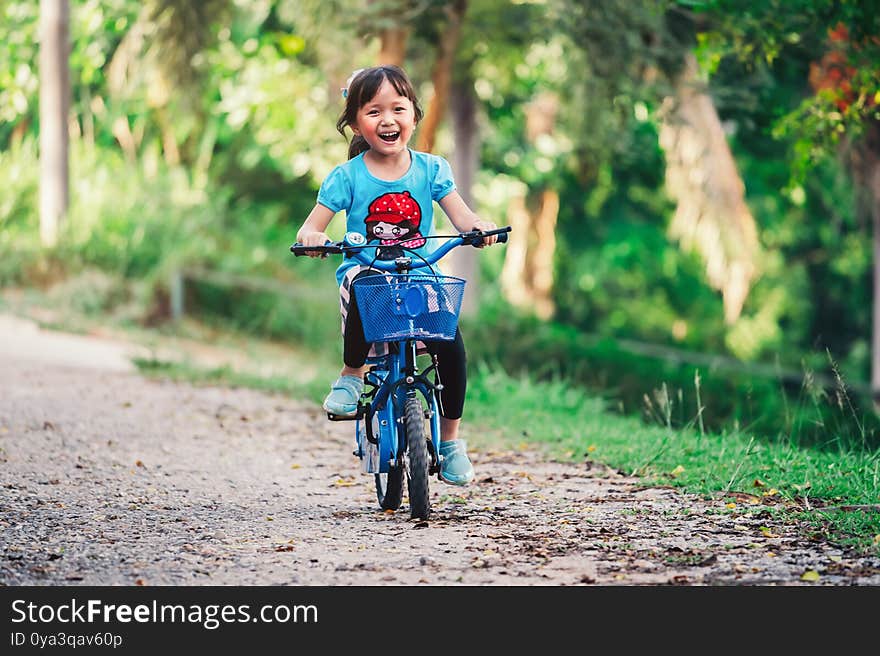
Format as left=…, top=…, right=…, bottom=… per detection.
left=404, top=397, right=430, bottom=519
left=375, top=466, right=404, bottom=510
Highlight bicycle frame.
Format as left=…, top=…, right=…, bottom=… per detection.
left=343, top=239, right=463, bottom=477
left=357, top=335, right=442, bottom=475
left=291, top=226, right=510, bottom=515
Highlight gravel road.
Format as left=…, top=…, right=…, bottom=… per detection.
left=2, top=315, right=879, bottom=586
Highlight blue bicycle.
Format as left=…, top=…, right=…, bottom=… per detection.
left=291, top=227, right=510, bottom=519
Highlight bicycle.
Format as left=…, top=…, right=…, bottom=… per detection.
left=291, top=226, right=510, bottom=519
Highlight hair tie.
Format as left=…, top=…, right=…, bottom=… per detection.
left=341, top=68, right=365, bottom=99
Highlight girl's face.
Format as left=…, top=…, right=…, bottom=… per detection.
left=352, top=79, right=416, bottom=158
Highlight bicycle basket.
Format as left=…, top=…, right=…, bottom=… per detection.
left=352, top=274, right=466, bottom=343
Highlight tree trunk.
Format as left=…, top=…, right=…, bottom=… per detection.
left=499, top=93, right=560, bottom=320
left=156, top=106, right=181, bottom=166
left=500, top=192, right=531, bottom=309
left=378, top=28, right=409, bottom=66
left=447, top=72, right=480, bottom=316
left=39, top=0, right=70, bottom=248
left=500, top=189, right=558, bottom=320
left=531, top=189, right=559, bottom=318
left=658, top=53, right=760, bottom=324
left=416, top=0, right=467, bottom=154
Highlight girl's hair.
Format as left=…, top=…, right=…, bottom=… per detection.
left=336, top=65, right=423, bottom=160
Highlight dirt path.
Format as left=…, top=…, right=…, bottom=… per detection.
left=1, top=316, right=878, bottom=586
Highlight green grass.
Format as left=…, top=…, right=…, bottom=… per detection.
left=465, top=363, right=880, bottom=556
left=134, top=356, right=331, bottom=402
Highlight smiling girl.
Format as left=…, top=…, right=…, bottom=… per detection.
left=296, top=65, right=498, bottom=485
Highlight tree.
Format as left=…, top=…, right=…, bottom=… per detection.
left=694, top=0, right=880, bottom=395
left=499, top=91, right=560, bottom=319
left=658, top=52, right=760, bottom=324
left=105, top=0, right=231, bottom=167
left=39, top=0, right=70, bottom=247
left=465, top=0, right=559, bottom=317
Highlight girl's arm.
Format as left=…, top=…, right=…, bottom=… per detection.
left=296, top=204, right=336, bottom=257
left=438, top=190, right=498, bottom=246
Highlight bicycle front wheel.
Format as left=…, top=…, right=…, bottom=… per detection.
left=404, top=397, right=430, bottom=520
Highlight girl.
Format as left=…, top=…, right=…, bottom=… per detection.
left=296, top=65, right=498, bottom=486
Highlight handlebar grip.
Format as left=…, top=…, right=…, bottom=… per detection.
left=290, top=242, right=342, bottom=257
left=465, top=226, right=511, bottom=247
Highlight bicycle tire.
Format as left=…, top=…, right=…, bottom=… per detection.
left=375, top=466, right=404, bottom=511
left=404, top=397, right=431, bottom=519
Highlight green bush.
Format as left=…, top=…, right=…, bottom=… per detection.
left=463, top=299, right=879, bottom=451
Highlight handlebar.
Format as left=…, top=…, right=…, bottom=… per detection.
left=290, top=226, right=511, bottom=271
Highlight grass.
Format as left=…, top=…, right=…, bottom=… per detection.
left=464, top=362, right=880, bottom=556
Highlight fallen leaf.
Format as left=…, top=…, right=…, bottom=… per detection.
left=801, top=570, right=820, bottom=582
left=759, top=526, right=780, bottom=538
left=670, top=465, right=685, bottom=477
left=587, top=445, right=597, bottom=453
left=753, top=478, right=766, bottom=488
left=726, top=491, right=761, bottom=505
left=726, top=502, right=737, bottom=509
left=290, top=464, right=301, bottom=469
left=762, top=488, right=779, bottom=497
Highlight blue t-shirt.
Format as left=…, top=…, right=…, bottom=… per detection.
left=316, top=149, right=456, bottom=286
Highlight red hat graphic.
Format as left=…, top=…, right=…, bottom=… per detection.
left=366, top=191, right=421, bottom=226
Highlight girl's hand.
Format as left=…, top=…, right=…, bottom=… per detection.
left=472, top=219, right=499, bottom=247
left=300, top=231, right=332, bottom=258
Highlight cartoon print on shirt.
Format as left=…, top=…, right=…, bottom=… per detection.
left=364, top=191, right=426, bottom=248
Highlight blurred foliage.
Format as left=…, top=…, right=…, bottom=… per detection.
left=463, top=298, right=879, bottom=451
left=0, top=0, right=876, bottom=441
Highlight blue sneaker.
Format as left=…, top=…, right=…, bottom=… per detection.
left=322, top=375, right=364, bottom=417
left=439, top=439, right=475, bottom=485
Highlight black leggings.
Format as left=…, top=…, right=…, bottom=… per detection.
left=343, top=271, right=467, bottom=420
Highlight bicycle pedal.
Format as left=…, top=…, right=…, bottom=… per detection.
left=326, top=411, right=361, bottom=421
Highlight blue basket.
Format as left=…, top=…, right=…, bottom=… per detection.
left=352, top=274, right=466, bottom=343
